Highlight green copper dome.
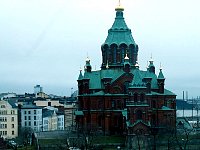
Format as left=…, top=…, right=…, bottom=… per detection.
left=103, top=8, right=136, bottom=46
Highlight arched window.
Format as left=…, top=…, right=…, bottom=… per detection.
left=136, top=110, right=142, bottom=120
left=113, top=47, right=117, bottom=63
left=140, top=93, right=145, bottom=102
left=152, top=100, right=156, bottom=108
left=134, top=93, right=138, bottom=102
left=121, top=47, right=125, bottom=63
left=98, top=115, right=102, bottom=127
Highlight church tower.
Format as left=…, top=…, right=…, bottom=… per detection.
left=101, top=4, right=138, bottom=69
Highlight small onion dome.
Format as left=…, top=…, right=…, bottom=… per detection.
left=124, top=53, right=129, bottom=61
left=149, top=57, right=154, bottom=64
left=115, top=5, right=124, bottom=11
left=86, top=56, right=90, bottom=63
left=106, top=60, right=109, bottom=69
left=115, top=0, right=124, bottom=11
left=135, top=61, right=139, bottom=69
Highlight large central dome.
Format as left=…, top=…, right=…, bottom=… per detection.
left=101, top=7, right=138, bottom=69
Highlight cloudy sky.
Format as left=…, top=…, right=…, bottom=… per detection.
left=0, top=0, right=200, bottom=98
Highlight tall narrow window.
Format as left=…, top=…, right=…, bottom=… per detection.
left=113, top=47, right=117, bottom=63
left=152, top=100, right=156, bottom=108
left=98, top=116, right=102, bottom=127
left=134, top=93, right=138, bottom=102
left=140, top=93, right=145, bottom=102
left=122, top=48, right=125, bottom=63
left=136, top=110, right=142, bottom=120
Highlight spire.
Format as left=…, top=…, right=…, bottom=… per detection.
left=149, top=54, right=154, bottom=64
left=158, top=64, right=165, bottom=79
left=78, top=67, right=83, bottom=80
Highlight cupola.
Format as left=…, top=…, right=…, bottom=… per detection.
left=101, top=3, right=138, bottom=69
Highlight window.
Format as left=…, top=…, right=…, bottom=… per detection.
left=12, top=131, right=14, bottom=135
left=34, top=110, right=36, bottom=114
left=111, top=100, right=115, bottom=108
left=5, top=131, right=7, bottom=135
left=48, top=102, right=51, bottom=106
left=34, top=121, right=37, bottom=126
left=25, top=116, right=27, bottom=120
left=28, top=111, right=31, bottom=114
left=34, top=116, right=36, bottom=120
left=11, top=110, right=15, bottom=114
left=24, top=111, right=26, bottom=114
left=134, top=93, right=138, bottom=102
left=12, top=124, right=14, bottom=128
left=28, top=116, right=31, bottom=120
left=25, top=122, right=27, bottom=126
left=29, top=122, right=31, bottom=126
left=136, top=110, right=143, bottom=120
left=1, top=105, right=5, bottom=108
left=140, top=93, right=145, bottom=102
left=152, top=100, right=156, bottom=108
left=5, top=124, right=7, bottom=129
left=11, top=117, right=14, bottom=121
left=98, top=116, right=102, bottom=127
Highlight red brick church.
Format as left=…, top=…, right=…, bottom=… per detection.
left=75, top=3, right=176, bottom=140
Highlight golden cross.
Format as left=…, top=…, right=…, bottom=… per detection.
left=118, top=0, right=121, bottom=6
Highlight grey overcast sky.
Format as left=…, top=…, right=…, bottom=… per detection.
left=0, top=0, right=200, bottom=98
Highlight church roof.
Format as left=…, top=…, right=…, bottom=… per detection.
left=103, top=8, right=136, bottom=46
left=81, top=68, right=159, bottom=90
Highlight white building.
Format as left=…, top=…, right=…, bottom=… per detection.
left=42, top=107, right=64, bottom=131
left=0, top=100, right=18, bottom=139
left=57, top=113, right=64, bottom=130
left=21, top=104, right=43, bottom=132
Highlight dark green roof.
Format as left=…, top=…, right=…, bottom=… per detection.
left=103, top=9, right=136, bottom=46
left=80, top=67, right=160, bottom=90
left=158, top=69, right=165, bottom=79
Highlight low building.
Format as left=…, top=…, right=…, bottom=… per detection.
left=42, top=108, right=64, bottom=131
left=21, top=104, right=43, bottom=132
left=64, top=104, right=76, bottom=129
left=0, top=100, right=18, bottom=139
left=34, top=98, right=63, bottom=107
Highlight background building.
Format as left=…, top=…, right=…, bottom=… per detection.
left=0, top=100, right=18, bottom=139
left=21, top=104, right=43, bottom=132
left=34, top=85, right=43, bottom=95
